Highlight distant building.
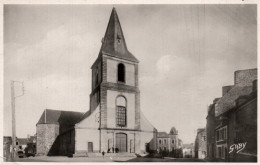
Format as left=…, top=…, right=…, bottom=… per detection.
left=178, top=139, right=183, bottom=149
left=16, top=138, right=29, bottom=152
left=183, top=143, right=195, bottom=158
left=156, top=127, right=182, bottom=157
left=206, top=68, right=257, bottom=162
left=195, top=128, right=207, bottom=159
left=3, top=136, right=12, bottom=161
left=157, top=132, right=169, bottom=152
left=206, top=98, right=219, bottom=160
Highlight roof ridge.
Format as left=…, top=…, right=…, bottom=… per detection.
left=45, top=109, right=85, bottom=114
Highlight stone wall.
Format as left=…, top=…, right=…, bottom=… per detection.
left=36, top=124, right=59, bottom=155
left=195, top=129, right=207, bottom=159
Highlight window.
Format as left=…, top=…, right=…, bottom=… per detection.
left=164, top=147, right=166, bottom=151
left=216, top=145, right=226, bottom=159
left=217, top=146, right=222, bottom=158
left=116, top=96, right=126, bottom=127
left=223, top=127, right=227, bottom=139
left=118, top=63, right=125, bottom=83
left=172, top=140, right=174, bottom=144
left=16, top=142, right=18, bottom=145
left=164, top=139, right=167, bottom=144
left=159, top=139, right=162, bottom=144
left=216, top=126, right=227, bottom=142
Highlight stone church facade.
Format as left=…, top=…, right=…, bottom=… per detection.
left=36, top=8, right=157, bottom=156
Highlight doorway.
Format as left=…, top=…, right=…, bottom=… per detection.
left=88, top=142, right=93, bottom=152
left=116, top=133, right=127, bottom=152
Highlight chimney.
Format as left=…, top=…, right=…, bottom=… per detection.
left=234, top=69, right=257, bottom=86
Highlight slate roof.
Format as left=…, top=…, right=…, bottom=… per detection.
left=157, top=132, right=169, bottom=138
left=215, top=86, right=253, bottom=116
left=37, top=109, right=85, bottom=125
left=99, top=8, right=138, bottom=63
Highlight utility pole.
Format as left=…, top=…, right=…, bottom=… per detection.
left=10, top=80, right=24, bottom=161
left=99, top=105, right=101, bottom=153
left=11, top=81, right=15, bottom=161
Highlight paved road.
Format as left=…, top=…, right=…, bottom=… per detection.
left=13, top=156, right=206, bottom=162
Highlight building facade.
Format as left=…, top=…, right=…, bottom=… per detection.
left=206, top=98, right=219, bottom=160
left=206, top=68, right=257, bottom=162
left=195, top=128, right=207, bottom=159
left=36, top=8, right=156, bottom=156
left=156, top=127, right=182, bottom=157
left=182, top=143, right=195, bottom=158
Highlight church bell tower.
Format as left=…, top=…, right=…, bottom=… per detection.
left=89, top=8, right=141, bottom=153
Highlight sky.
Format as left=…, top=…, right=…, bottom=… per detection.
left=4, top=4, right=257, bottom=144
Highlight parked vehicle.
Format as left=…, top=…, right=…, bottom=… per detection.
left=25, top=143, right=36, bottom=157
left=17, top=150, right=25, bottom=158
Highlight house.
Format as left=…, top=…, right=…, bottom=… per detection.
left=195, top=128, right=207, bottom=159
left=157, top=127, right=182, bottom=157
left=36, top=8, right=156, bottom=157
left=206, top=98, right=219, bottom=160
left=206, top=68, right=257, bottom=162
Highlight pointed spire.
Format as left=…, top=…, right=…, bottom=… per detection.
left=99, top=8, right=138, bottom=62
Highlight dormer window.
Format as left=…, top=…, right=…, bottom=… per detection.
left=118, top=63, right=125, bottom=83
left=117, top=35, right=121, bottom=44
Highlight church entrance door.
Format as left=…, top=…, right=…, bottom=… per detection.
left=116, top=133, right=127, bottom=152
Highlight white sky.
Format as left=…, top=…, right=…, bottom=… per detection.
left=4, top=4, right=257, bottom=144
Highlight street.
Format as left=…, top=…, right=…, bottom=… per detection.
left=13, top=156, right=206, bottom=162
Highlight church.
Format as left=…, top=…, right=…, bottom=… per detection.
left=36, top=8, right=157, bottom=156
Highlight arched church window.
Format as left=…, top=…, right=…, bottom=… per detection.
left=116, top=96, right=126, bottom=127
left=118, top=63, right=125, bottom=83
